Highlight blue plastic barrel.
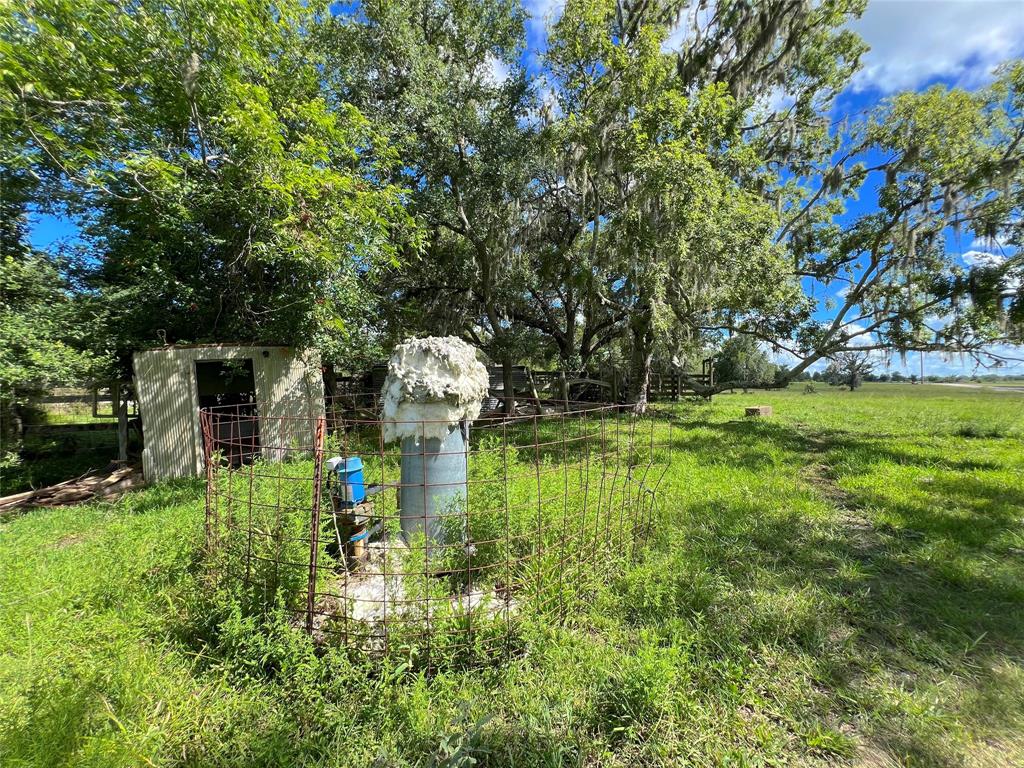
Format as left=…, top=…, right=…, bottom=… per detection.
left=399, top=422, right=468, bottom=550
left=331, top=456, right=365, bottom=508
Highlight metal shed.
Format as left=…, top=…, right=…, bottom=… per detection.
left=133, top=345, right=324, bottom=482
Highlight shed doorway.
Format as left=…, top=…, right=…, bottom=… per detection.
left=196, top=359, right=260, bottom=466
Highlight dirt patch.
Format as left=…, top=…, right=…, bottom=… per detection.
left=800, top=461, right=851, bottom=506
left=796, top=430, right=879, bottom=549
left=52, top=532, right=90, bottom=549
left=297, top=536, right=517, bottom=649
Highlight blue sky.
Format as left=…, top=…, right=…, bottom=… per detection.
left=30, top=0, right=1024, bottom=375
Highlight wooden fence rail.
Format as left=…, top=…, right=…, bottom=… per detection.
left=328, top=360, right=715, bottom=407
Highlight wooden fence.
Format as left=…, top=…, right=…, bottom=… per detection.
left=328, top=359, right=715, bottom=408
left=29, top=382, right=138, bottom=462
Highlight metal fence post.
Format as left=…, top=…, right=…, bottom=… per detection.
left=201, top=410, right=214, bottom=551
left=306, top=416, right=326, bottom=635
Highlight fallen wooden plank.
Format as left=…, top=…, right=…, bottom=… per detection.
left=0, top=488, right=38, bottom=508
left=45, top=489, right=93, bottom=504
left=0, top=464, right=144, bottom=516
left=0, top=480, right=80, bottom=510
left=97, top=476, right=143, bottom=497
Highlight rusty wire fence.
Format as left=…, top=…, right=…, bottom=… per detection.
left=200, top=398, right=672, bottom=667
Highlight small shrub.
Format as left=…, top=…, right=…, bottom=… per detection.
left=429, top=704, right=495, bottom=768
left=592, top=638, right=678, bottom=743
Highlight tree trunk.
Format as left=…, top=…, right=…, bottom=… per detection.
left=502, top=354, right=515, bottom=415
left=629, top=304, right=654, bottom=414
left=323, top=362, right=338, bottom=400
left=0, top=401, right=24, bottom=459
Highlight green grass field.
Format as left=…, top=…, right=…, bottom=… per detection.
left=1, top=383, right=1022, bottom=767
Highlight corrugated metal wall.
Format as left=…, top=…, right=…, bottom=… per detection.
left=133, top=345, right=324, bottom=481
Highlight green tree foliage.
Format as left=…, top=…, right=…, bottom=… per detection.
left=330, top=0, right=867, bottom=409
left=0, top=177, right=99, bottom=464
left=327, top=0, right=537, bottom=409
left=822, top=351, right=874, bottom=391
left=543, top=2, right=1021, bottom=399
left=1, top=0, right=1021, bottom=414
left=538, top=0, right=863, bottom=408
left=713, top=335, right=778, bottom=390
left=1, top=0, right=416, bottom=372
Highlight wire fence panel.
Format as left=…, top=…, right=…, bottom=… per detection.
left=201, top=398, right=672, bottom=668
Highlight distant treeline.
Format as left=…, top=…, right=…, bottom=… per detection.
left=790, top=371, right=1022, bottom=384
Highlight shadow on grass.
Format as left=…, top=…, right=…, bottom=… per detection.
left=688, top=419, right=1024, bottom=540
left=684, top=417, right=1011, bottom=475
left=653, top=415, right=1024, bottom=766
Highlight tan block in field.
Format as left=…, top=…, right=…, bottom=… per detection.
left=745, top=405, right=773, bottom=417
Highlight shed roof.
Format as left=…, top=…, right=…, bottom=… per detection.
left=136, top=342, right=293, bottom=353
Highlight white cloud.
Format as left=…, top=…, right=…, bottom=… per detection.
left=924, top=311, right=953, bottom=329
left=765, top=344, right=1023, bottom=376
left=842, top=322, right=876, bottom=347
left=849, top=0, right=1024, bottom=93
left=481, top=54, right=511, bottom=86
left=882, top=346, right=1024, bottom=375
left=523, top=1, right=1024, bottom=94
left=761, top=87, right=797, bottom=114
left=662, top=2, right=719, bottom=53
left=957, top=249, right=1023, bottom=296
left=521, top=74, right=561, bottom=127
left=524, top=0, right=565, bottom=22
left=537, top=79, right=560, bottom=117
left=961, top=249, right=1006, bottom=268
left=759, top=340, right=801, bottom=367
